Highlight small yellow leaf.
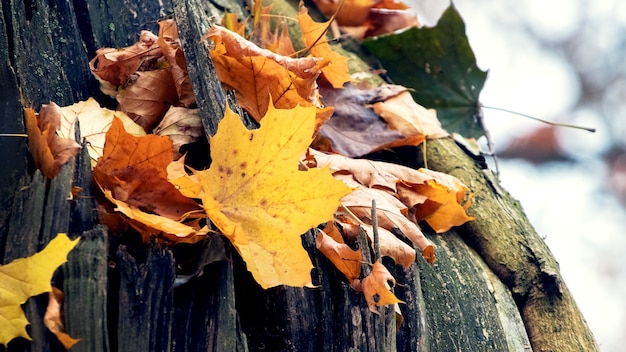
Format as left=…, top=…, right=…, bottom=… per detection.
left=0, top=234, right=79, bottom=347
left=196, top=101, right=352, bottom=288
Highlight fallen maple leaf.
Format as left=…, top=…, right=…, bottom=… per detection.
left=204, top=25, right=328, bottom=122
left=360, top=260, right=404, bottom=314
left=93, top=117, right=205, bottom=243
left=43, top=287, right=80, bottom=349
left=297, top=4, right=351, bottom=89
left=191, top=102, right=352, bottom=288
left=0, top=233, right=79, bottom=347
left=24, top=104, right=81, bottom=179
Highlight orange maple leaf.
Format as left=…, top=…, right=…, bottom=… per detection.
left=204, top=25, right=329, bottom=122
left=297, top=3, right=351, bottom=88
left=24, top=103, right=81, bottom=179
left=93, top=117, right=206, bottom=243
left=187, top=101, right=352, bottom=288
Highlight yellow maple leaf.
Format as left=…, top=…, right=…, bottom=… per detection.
left=0, top=233, right=79, bottom=346
left=194, top=101, right=352, bottom=288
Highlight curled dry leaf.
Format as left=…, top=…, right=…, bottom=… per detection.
left=336, top=175, right=435, bottom=263
left=116, top=70, right=179, bottom=132
left=24, top=104, right=81, bottom=179
left=157, top=20, right=195, bottom=106
left=360, top=260, right=404, bottom=314
left=153, top=106, right=203, bottom=158
left=316, top=226, right=362, bottom=281
left=89, top=30, right=161, bottom=89
left=317, top=84, right=430, bottom=156
left=312, top=150, right=474, bottom=233
left=43, top=287, right=80, bottom=349
left=336, top=218, right=416, bottom=269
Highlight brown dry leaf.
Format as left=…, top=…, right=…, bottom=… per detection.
left=336, top=176, right=435, bottom=263
left=116, top=70, right=179, bottom=132
left=89, top=30, right=162, bottom=89
left=372, top=90, right=448, bottom=140
left=204, top=25, right=324, bottom=79
left=297, top=4, right=351, bottom=88
left=365, top=7, right=419, bottom=37
left=93, top=117, right=205, bottom=243
left=157, top=20, right=195, bottom=107
left=360, top=260, right=404, bottom=314
left=337, top=219, right=416, bottom=269
left=316, top=226, right=362, bottom=281
left=311, top=150, right=473, bottom=235
left=24, top=104, right=81, bottom=179
left=43, top=287, right=80, bottom=349
left=153, top=106, right=203, bottom=158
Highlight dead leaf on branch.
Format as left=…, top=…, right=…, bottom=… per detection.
left=181, top=101, right=352, bottom=288
left=311, top=150, right=474, bottom=233
left=372, top=90, right=448, bottom=139
left=335, top=174, right=435, bottom=263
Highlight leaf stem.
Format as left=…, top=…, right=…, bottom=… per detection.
left=0, top=133, right=28, bottom=137
left=371, top=199, right=380, bottom=262
left=482, top=105, right=596, bottom=133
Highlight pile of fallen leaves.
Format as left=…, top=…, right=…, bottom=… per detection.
left=6, top=0, right=478, bottom=347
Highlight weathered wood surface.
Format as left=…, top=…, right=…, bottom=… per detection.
left=0, top=0, right=599, bottom=351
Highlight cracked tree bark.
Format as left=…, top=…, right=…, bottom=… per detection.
left=0, top=0, right=599, bottom=351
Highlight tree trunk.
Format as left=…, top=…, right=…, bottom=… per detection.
left=0, top=0, right=599, bottom=351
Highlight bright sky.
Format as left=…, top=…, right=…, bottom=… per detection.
left=408, top=1, right=626, bottom=350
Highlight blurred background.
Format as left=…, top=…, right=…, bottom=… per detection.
left=409, top=1, right=626, bottom=350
